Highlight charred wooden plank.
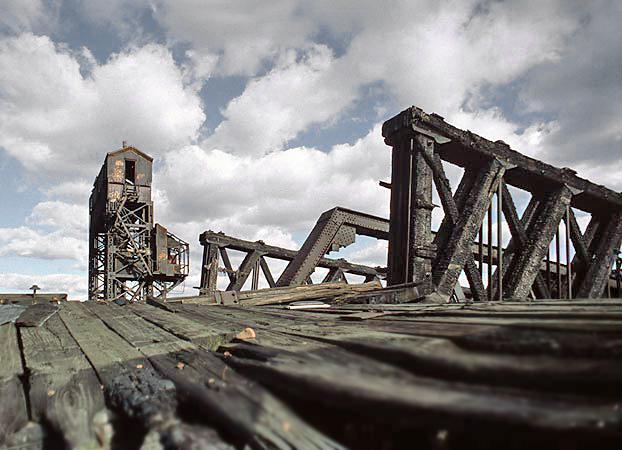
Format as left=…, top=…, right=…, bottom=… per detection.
left=89, top=303, right=342, bottom=449
left=19, top=314, right=105, bottom=448
left=221, top=341, right=622, bottom=436
left=0, top=324, right=29, bottom=446
left=128, top=302, right=237, bottom=349
left=60, top=302, right=232, bottom=449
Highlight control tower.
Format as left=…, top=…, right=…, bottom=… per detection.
left=88, top=143, right=189, bottom=303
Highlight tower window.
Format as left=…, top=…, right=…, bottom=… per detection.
left=125, top=160, right=136, bottom=184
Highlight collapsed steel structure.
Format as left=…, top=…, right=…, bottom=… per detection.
left=88, top=145, right=189, bottom=303
left=199, top=106, right=622, bottom=301
left=198, top=207, right=385, bottom=295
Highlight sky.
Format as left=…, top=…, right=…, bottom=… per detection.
left=0, top=0, right=620, bottom=299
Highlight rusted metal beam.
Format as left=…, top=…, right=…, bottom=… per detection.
left=409, top=135, right=435, bottom=286
left=383, top=106, right=622, bottom=214
left=576, top=211, right=622, bottom=298
left=503, top=185, right=575, bottom=299
left=276, top=207, right=390, bottom=287
left=227, top=250, right=261, bottom=291
left=492, top=183, right=550, bottom=299
left=421, top=150, right=489, bottom=301
left=199, top=243, right=219, bottom=295
left=432, top=159, right=508, bottom=301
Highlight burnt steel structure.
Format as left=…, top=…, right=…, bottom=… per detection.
left=199, top=209, right=384, bottom=295
left=382, top=106, right=622, bottom=301
left=89, top=145, right=188, bottom=303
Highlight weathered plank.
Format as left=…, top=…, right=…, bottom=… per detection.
left=0, top=324, right=29, bottom=446
left=0, top=304, right=27, bottom=326
left=16, top=303, right=58, bottom=327
left=89, top=302, right=343, bottom=449
left=221, top=340, right=622, bottom=435
left=128, top=302, right=238, bottom=350
left=58, top=302, right=220, bottom=448
left=19, top=314, right=105, bottom=448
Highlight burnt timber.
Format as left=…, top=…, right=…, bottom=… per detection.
left=3, top=299, right=622, bottom=448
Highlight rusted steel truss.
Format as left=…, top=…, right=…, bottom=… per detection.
left=382, top=106, right=622, bottom=300
left=89, top=147, right=189, bottom=303
left=199, top=223, right=383, bottom=295
left=199, top=206, right=520, bottom=297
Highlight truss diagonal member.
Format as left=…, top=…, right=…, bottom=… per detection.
left=259, top=256, right=276, bottom=288
left=219, top=247, right=236, bottom=284
left=491, top=182, right=550, bottom=299
left=576, top=210, right=622, bottom=298
left=503, top=185, right=575, bottom=299
left=227, top=250, right=262, bottom=291
left=422, top=151, right=506, bottom=301
left=433, top=158, right=508, bottom=300
left=276, top=208, right=389, bottom=287
left=566, top=209, right=591, bottom=267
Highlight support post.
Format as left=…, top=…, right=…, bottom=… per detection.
left=199, top=243, right=219, bottom=295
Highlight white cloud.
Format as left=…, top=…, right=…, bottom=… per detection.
left=154, top=0, right=314, bottom=75
left=204, top=45, right=359, bottom=155
left=0, top=273, right=85, bottom=299
left=26, top=201, right=88, bottom=238
left=43, top=180, right=93, bottom=204
left=0, top=227, right=87, bottom=267
left=0, top=33, right=205, bottom=178
left=0, top=0, right=44, bottom=34
left=158, top=124, right=390, bottom=234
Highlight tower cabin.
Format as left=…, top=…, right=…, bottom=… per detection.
left=88, top=144, right=188, bottom=303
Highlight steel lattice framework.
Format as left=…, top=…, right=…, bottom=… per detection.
left=382, top=106, right=622, bottom=300
left=88, top=145, right=188, bottom=303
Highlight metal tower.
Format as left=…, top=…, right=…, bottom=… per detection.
left=88, top=144, right=188, bottom=303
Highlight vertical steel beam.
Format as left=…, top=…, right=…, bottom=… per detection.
left=616, top=256, right=621, bottom=297
left=556, top=228, right=561, bottom=298
left=497, top=184, right=503, bottom=301
left=387, top=130, right=414, bottom=285
left=565, top=205, right=572, bottom=299
left=199, top=243, right=219, bottom=295
left=487, top=203, right=493, bottom=300
left=478, top=226, right=483, bottom=274
left=409, top=135, right=435, bottom=286
left=251, top=258, right=260, bottom=290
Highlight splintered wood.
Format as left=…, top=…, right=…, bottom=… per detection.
left=2, top=299, right=622, bottom=449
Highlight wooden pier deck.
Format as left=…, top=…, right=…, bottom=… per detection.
left=2, top=298, right=622, bottom=449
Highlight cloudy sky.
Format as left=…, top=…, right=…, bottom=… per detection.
left=0, top=0, right=620, bottom=298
